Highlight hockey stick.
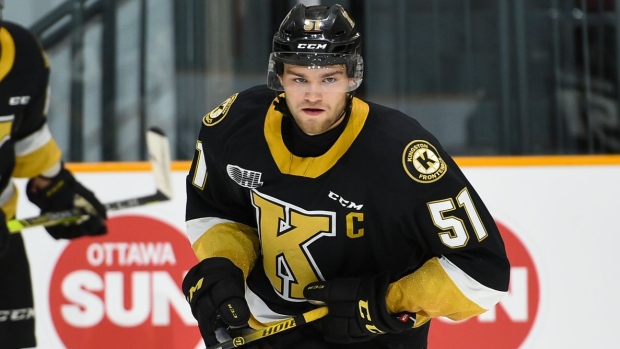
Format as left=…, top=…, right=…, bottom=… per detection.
left=7, top=127, right=173, bottom=234
left=206, top=307, right=328, bottom=349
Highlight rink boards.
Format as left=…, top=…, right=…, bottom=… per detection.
left=14, top=156, right=619, bottom=349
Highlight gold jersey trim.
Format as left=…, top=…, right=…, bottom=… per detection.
left=0, top=27, right=16, bottom=83
left=191, top=221, right=260, bottom=279
left=386, top=256, right=486, bottom=327
left=264, top=97, right=369, bottom=178
left=13, top=138, right=62, bottom=178
left=0, top=183, right=19, bottom=219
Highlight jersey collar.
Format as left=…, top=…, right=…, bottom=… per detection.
left=264, top=97, right=369, bottom=178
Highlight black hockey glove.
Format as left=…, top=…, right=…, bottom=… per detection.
left=182, top=257, right=250, bottom=346
left=0, top=209, right=9, bottom=258
left=303, top=273, right=416, bottom=344
left=26, top=167, right=107, bottom=239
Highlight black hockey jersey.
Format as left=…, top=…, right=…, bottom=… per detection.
left=185, top=85, right=510, bottom=333
left=0, top=21, right=61, bottom=218
left=0, top=20, right=62, bottom=349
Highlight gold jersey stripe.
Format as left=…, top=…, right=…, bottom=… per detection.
left=191, top=221, right=260, bottom=279
left=0, top=27, right=16, bottom=83
left=0, top=183, right=19, bottom=219
left=13, top=139, right=62, bottom=178
left=386, top=257, right=486, bottom=327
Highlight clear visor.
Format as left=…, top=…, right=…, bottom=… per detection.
left=267, top=52, right=363, bottom=92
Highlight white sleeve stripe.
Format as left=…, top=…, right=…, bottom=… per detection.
left=44, top=85, right=50, bottom=115
left=439, top=256, right=507, bottom=310
left=185, top=217, right=236, bottom=244
left=0, top=114, right=15, bottom=122
left=14, top=124, right=53, bottom=156
left=246, top=287, right=289, bottom=323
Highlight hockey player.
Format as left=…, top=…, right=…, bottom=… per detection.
left=0, top=2, right=108, bottom=347
left=182, top=3, right=510, bottom=348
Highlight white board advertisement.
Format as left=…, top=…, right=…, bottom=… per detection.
left=11, top=160, right=619, bottom=349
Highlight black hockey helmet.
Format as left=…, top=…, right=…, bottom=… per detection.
left=267, top=3, right=363, bottom=92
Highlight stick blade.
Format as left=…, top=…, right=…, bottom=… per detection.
left=146, top=127, right=173, bottom=199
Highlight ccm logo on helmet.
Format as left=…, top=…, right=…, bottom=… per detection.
left=297, top=43, right=327, bottom=49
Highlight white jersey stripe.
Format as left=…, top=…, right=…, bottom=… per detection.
left=245, top=287, right=289, bottom=324
left=439, top=256, right=507, bottom=310
left=185, top=216, right=237, bottom=244
left=0, top=114, right=15, bottom=122
left=14, top=123, right=53, bottom=156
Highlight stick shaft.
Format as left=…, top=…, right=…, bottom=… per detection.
left=8, top=191, right=169, bottom=233
left=207, top=307, right=328, bottom=349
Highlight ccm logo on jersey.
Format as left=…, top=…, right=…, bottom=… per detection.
left=9, top=96, right=31, bottom=105
left=402, top=140, right=447, bottom=183
left=328, top=191, right=363, bottom=210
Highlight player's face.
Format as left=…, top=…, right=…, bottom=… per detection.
left=280, top=64, right=349, bottom=135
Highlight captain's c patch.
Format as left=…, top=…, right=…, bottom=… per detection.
left=402, top=140, right=447, bottom=183
left=203, top=93, right=238, bottom=126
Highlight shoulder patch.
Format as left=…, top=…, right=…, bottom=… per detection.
left=402, top=140, right=447, bottom=183
left=203, top=93, right=238, bottom=126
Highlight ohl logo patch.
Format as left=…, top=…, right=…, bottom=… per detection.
left=402, top=140, right=447, bottom=183
left=49, top=215, right=202, bottom=349
left=429, top=220, right=540, bottom=348
left=203, top=93, right=238, bottom=127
